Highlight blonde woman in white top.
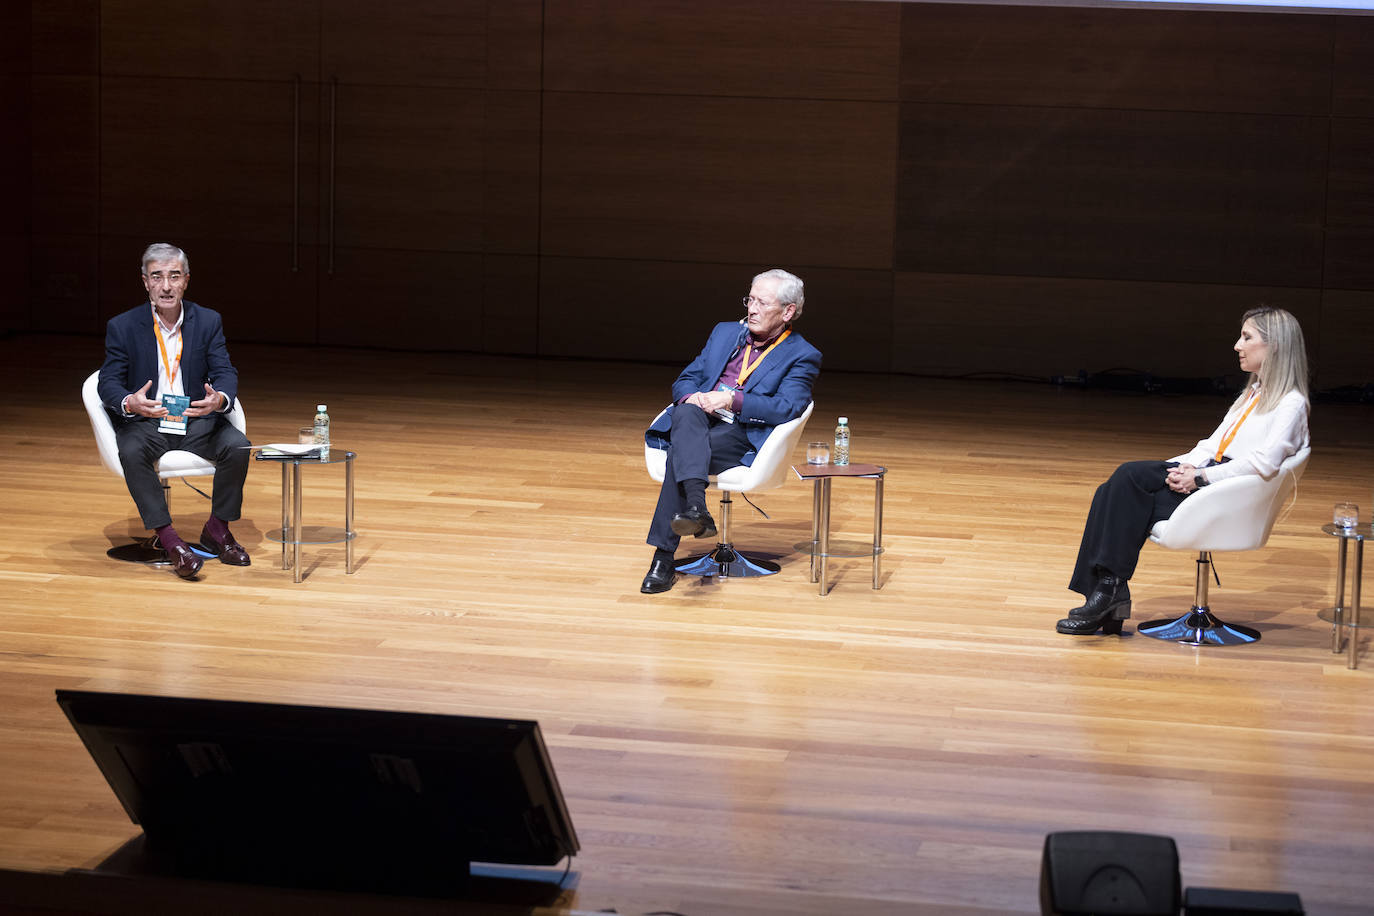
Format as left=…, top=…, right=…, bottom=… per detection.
left=1057, top=307, right=1310, bottom=635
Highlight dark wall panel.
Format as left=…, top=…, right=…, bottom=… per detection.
left=537, top=257, right=888, bottom=372
left=544, top=0, right=900, bottom=100
left=1333, top=18, right=1374, bottom=117
left=1317, top=290, right=1374, bottom=388
left=1, top=2, right=31, bottom=335
left=895, top=104, right=1328, bottom=287
left=1326, top=117, right=1374, bottom=291
left=900, top=5, right=1332, bottom=115
left=22, top=1, right=1374, bottom=386
left=101, top=0, right=318, bottom=81
left=541, top=93, right=897, bottom=270
left=891, top=272, right=1323, bottom=381
left=32, top=0, right=98, bottom=77
left=31, top=76, right=98, bottom=238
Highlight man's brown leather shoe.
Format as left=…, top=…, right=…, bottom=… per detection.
left=200, top=526, right=251, bottom=566
left=167, top=543, right=204, bottom=579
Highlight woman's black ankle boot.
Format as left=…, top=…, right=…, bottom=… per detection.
left=1056, top=576, right=1132, bottom=635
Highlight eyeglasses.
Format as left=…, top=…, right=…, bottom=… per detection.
left=743, top=296, right=779, bottom=310
left=144, top=271, right=186, bottom=285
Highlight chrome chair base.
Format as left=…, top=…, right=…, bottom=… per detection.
left=1137, top=608, right=1262, bottom=646
left=676, top=544, right=780, bottom=578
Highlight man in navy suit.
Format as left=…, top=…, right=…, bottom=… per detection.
left=641, top=269, right=822, bottom=594
left=97, top=243, right=251, bottom=579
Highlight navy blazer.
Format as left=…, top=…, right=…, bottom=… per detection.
left=97, top=300, right=240, bottom=419
left=646, top=320, right=821, bottom=466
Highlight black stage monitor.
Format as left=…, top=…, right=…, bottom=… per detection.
left=55, top=690, right=579, bottom=895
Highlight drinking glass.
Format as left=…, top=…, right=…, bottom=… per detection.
left=298, top=426, right=317, bottom=445
left=1333, top=503, right=1359, bottom=529
left=807, top=442, right=830, bottom=465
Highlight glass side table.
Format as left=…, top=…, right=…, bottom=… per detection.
left=255, top=449, right=356, bottom=583
left=793, top=463, right=886, bottom=597
left=1317, top=522, right=1371, bottom=670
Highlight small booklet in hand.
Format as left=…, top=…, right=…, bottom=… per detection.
left=158, top=394, right=190, bottom=435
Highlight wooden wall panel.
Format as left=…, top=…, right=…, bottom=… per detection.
left=900, top=5, right=1333, bottom=115
left=31, top=0, right=97, bottom=76
left=480, top=254, right=538, bottom=355
left=100, top=77, right=318, bottom=247
left=322, top=0, right=486, bottom=88
left=100, top=0, right=318, bottom=81
left=1325, top=118, right=1374, bottom=291
left=29, top=235, right=101, bottom=335
left=329, top=84, right=485, bottom=252
left=1333, top=17, right=1374, bottom=117
left=891, top=272, right=1324, bottom=383
left=1, top=1, right=31, bottom=334
left=318, top=248, right=483, bottom=350
left=537, top=258, right=889, bottom=372
left=483, top=91, right=541, bottom=255
left=544, top=0, right=900, bottom=100
left=322, top=0, right=541, bottom=89
left=895, top=104, right=1328, bottom=287
left=1317, top=290, right=1374, bottom=388
left=31, top=77, right=98, bottom=237
left=486, top=0, right=543, bottom=91
left=542, top=93, right=897, bottom=270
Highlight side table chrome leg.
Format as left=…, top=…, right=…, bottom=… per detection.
left=345, top=455, right=355, bottom=574
left=1333, top=538, right=1348, bottom=654
left=1349, top=539, right=1363, bottom=670
left=809, top=479, right=821, bottom=583
left=818, top=477, right=832, bottom=597
left=872, top=475, right=884, bottom=590
left=280, top=462, right=290, bottom=571
left=292, top=460, right=304, bottom=584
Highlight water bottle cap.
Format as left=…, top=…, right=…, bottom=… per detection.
left=317, top=405, right=327, bottom=412
left=838, top=416, right=848, bottom=424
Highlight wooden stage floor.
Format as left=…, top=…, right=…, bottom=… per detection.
left=1, top=335, right=1372, bottom=914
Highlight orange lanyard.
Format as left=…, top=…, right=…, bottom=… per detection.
left=1215, top=388, right=1259, bottom=461
left=737, top=329, right=790, bottom=387
left=153, top=315, right=182, bottom=389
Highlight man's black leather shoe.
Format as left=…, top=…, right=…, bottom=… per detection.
left=200, top=525, right=251, bottom=566
left=167, top=543, right=204, bottom=580
left=640, top=557, right=677, bottom=594
left=670, top=505, right=717, bottom=539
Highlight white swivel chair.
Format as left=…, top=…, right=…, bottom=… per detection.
left=82, top=370, right=248, bottom=562
left=644, top=401, right=814, bottom=579
left=1137, top=447, right=1310, bottom=646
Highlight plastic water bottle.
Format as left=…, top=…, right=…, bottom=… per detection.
left=313, top=404, right=330, bottom=459
left=833, top=416, right=850, bottom=466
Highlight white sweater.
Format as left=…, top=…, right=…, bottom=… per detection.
left=1170, top=386, right=1309, bottom=484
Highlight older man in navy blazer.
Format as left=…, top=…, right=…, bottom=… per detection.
left=641, top=269, right=821, bottom=594
left=97, top=243, right=251, bottom=580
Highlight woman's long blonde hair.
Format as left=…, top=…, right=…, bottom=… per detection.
left=1234, top=306, right=1310, bottom=413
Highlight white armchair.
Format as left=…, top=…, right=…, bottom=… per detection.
left=1137, top=447, right=1311, bottom=646
left=82, top=370, right=248, bottom=562
left=645, top=401, right=814, bottom=578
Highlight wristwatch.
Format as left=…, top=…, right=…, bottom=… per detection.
left=1193, top=473, right=1209, bottom=490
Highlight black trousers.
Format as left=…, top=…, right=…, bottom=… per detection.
left=646, top=404, right=752, bottom=552
left=1069, top=460, right=1190, bottom=596
left=115, top=414, right=251, bottom=530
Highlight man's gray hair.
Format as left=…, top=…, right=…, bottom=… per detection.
left=141, top=242, right=190, bottom=275
left=754, top=268, right=804, bottom=317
